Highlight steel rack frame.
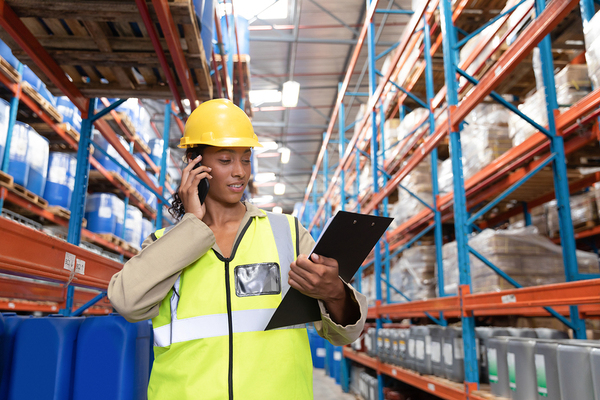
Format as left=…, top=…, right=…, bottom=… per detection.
left=299, top=0, right=600, bottom=398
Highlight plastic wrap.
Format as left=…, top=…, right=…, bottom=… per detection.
left=384, top=118, right=400, bottom=159
left=461, top=104, right=512, bottom=181
left=595, top=182, right=600, bottom=216
left=441, top=226, right=599, bottom=295
left=585, top=11, right=600, bottom=87
left=438, top=158, right=453, bottom=195
left=389, top=158, right=433, bottom=229
left=547, top=192, right=598, bottom=238
left=389, top=246, right=437, bottom=302
left=508, top=205, right=549, bottom=236
left=554, top=65, right=592, bottom=106
left=508, top=90, right=548, bottom=146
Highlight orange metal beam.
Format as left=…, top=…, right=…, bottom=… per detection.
left=0, top=217, right=122, bottom=290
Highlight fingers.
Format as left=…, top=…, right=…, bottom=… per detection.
left=310, top=253, right=338, bottom=268
left=180, top=155, right=212, bottom=192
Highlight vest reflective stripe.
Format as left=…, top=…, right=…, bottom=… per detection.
left=153, top=212, right=296, bottom=347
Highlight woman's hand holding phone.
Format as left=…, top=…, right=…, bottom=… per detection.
left=180, top=155, right=212, bottom=220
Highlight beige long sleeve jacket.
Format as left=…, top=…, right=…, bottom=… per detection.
left=108, top=201, right=367, bottom=346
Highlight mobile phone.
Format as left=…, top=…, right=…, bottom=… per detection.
left=190, top=151, right=210, bottom=205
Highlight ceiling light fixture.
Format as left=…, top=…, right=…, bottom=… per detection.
left=249, top=89, right=282, bottom=106
left=282, top=81, right=300, bottom=107
left=280, top=147, right=291, bottom=164
left=254, top=172, right=277, bottom=183
left=274, top=183, right=286, bottom=195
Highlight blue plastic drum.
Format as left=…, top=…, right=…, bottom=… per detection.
left=56, top=96, right=82, bottom=132
left=7, top=315, right=82, bottom=400
left=7, top=122, right=30, bottom=187
left=85, top=193, right=116, bottom=234
left=125, top=205, right=143, bottom=250
left=112, top=196, right=125, bottom=238
left=0, top=313, right=32, bottom=399
left=140, top=218, right=154, bottom=248
left=0, top=39, right=18, bottom=69
left=0, top=98, right=10, bottom=168
left=44, top=152, right=75, bottom=208
left=147, top=138, right=163, bottom=167
left=144, top=173, right=158, bottom=210
left=72, top=314, right=152, bottom=400
left=25, top=128, right=49, bottom=196
left=92, top=130, right=128, bottom=175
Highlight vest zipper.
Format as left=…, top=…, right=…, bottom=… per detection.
left=224, top=260, right=234, bottom=400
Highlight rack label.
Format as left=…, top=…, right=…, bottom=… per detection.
left=501, top=294, right=517, bottom=304
left=535, top=354, right=548, bottom=397
left=427, top=383, right=435, bottom=392
left=64, top=252, right=76, bottom=272
left=334, top=351, right=342, bottom=361
left=431, top=341, right=441, bottom=363
left=316, top=348, right=326, bottom=358
left=508, top=352, right=516, bottom=391
left=75, top=259, right=85, bottom=275
left=443, top=342, right=453, bottom=366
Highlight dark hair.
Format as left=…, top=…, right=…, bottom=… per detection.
left=168, top=146, right=207, bottom=220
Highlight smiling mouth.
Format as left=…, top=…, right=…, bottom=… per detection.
left=228, top=184, right=244, bottom=188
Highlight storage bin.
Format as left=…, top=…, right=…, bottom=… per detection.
left=72, top=314, right=152, bottom=400
left=443, top=326, right=465, bottom=383
left=413, top=325, right=432, bottom=375
left=429, top=325, right=445, bottom=377
left=85, top=193, right=117, bottom=234
left=488, top=336, right=511, bottom=398
left=557, top=341, right=600, bottom=400
left=7, top=315, right=82, bottom=400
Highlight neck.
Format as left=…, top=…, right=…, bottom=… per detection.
left=203, top=199, right=246, bottom=227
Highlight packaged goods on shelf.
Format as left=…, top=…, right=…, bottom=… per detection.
left=461, top=104, right=512, bottom=181
left=584, top=10, right=600, bottom=87
left=125, top=205, right=143, bottom=250
left=44, top=152, right=76, bottom=209
left=547, top=191, right=599, bottom=238
left=396, top=108, right=429, bottom=150
left=389, top=246, right=436, bottom=302
left=441, top=226, right=599, bottom=295
left=383, top=118, right=400, bottom=159
left=7, top=122, right=31, bottom=187
left=56, top=97, right=82, bottom=133
left=554, top=64, right=592, bottom=106
left=0, top=98, right=10, bottom=167
left=361, top=273, right=377, bottom=307
left=438, top=158, right=453, bottom=195
left=508, top=205, right=549, bottom=236
left=354, top=104, right=367, bottom=136
left=595, top=182, right=600, bottom=214
left=508, top=90, right=548, bottom=147
left=389, top=159, right=433, bottom=229
left=395, top=36, right=422, bottom=89
left=25, top=127, right=49, bottom=197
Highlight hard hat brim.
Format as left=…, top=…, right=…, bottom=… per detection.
left=178, top=136, right=263, bottom=149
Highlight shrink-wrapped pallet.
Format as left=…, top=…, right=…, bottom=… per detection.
left=508, top=205, right=549, bottom=237
left=438, top=158, right=453, bottom=195
left=441, top=226, right=599, bottom=295
left=585, top=11, right=600, bottom=87
left=547, top=191, right=598, bottom=238
left=554, top=64, right=592, bottom=106
left=389, top=246, right=437, bottom=302
left=389, top=159, right=433, bottom=229
left=508, top=90, right=548, bottom=146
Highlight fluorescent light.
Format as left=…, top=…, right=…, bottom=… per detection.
left=282, top=81, right=300, bottom=107
left=280, top=147, right=291, bottom=164
left=274, top=183, right=286, bottom=195
left=250, top=195, right=274, bottom=204
left=260, top=141, right=279, bottom=150
left=272, top=206, right=283, bottom=213
left=254, top=172, right=276, bottom=183
left=249, top=90, right=281, bottom=105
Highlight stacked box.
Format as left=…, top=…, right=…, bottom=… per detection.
left=547, top=191, right=599, bottom=238
left=508, top=90, right=548, bottom=147
left=554, top=64, right=592, bottom=106
left=438, top=158, right=453, bottom=195
left=508, top=205, right=549, bottom=237
left=461, top=104, right=513, bottom=181
left=441, top=226, right=599, bottom=295
left=383, top=118, right=400, bottom=159
left=389, top=246, right=437, bottom=302
left=389, top=158, right=433, bottom=229
left=584, top=11, right=600, bottom=87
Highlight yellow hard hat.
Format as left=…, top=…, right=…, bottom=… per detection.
left=179, top=98, right=262, bottom=148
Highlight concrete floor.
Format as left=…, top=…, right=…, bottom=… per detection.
left=312, top=368, right=357, bottom=400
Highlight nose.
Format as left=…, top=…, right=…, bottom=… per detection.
left=232, top=158, right=246, bottom=178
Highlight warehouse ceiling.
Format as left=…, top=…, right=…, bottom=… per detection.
left=245, top=0, right=413, bottom=214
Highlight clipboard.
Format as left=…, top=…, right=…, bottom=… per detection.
left=265, top=211, right=393, bottom=330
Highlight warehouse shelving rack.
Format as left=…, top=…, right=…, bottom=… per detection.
left=299, top=0, right=600, bottom=398
left=0, top=0, right=210, bottom=316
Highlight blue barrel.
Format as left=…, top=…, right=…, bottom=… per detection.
left=7, top=315, right=82, bottom=400
left=72, top=314, right=152, bottom=400
left=7, top=122, right=30, bottom=186
left=234, top=16, right=250, bottom=55
left=194, top=0, right=215, bottom=63
left=137, top=107, right=151, bottom=145
left=0, top=98, right=10, bottom=168
left=144, top=173, right=158, bottom=210
left=140, top=218, right=154, bottom=248
left=213, top=15, right=229, bottom=55
left=125, top=205, right=143, bottom=250
left=0, top=39, right=18, bottom=69
left=113, top=196, right=125, bottom=238
left=56, top=96, right=82, bottom=132
left=44, top=152, right=75, bottom=208
left=148, top=138, right=163, bottom=167
left=25, top=128, right=49, bottom=196
left=0, top=313, right=32, bottom=399
left=92, top=130, right=128, bottom=175
left=309, top=329, right=326, bottom=369
left=22, top=65, right=43, bottom=92
left=332, top=346, right=342, bottom=384
left=85, top=193, right=116, bottom=234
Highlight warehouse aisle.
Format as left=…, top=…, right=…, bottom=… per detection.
left=313, top=368, right=356, bottom=399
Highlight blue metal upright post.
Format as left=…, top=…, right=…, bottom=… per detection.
left=61, top=98, right=97, bottom=315
left=156, top=101, right=172, bottom=230
left=423, top=11, right=446, bottom=305
left=522, top=202, right=532, bottom=226
left=0, top=63, right=23, bottom=211
left=536, top=0, right=587, bottom=339
left=580, top=0, right=596, bottom=34
left=439, top=0, right=479, bottom=387
left=339, top=84, right=347, bottom=212
left=367, top=0, right=384, bottom=397
left=323, top=133, right=330, bottom=221
left=355, top=148, right=361, bottom=213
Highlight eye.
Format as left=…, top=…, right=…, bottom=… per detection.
left=219, top=158, right=232, bottom=164
left=242, top=158, right=251, bottom=164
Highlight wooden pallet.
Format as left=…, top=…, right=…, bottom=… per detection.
left=0, top=170, right=13, bottom=187
left=101, top=111, right=151, bottom=154
left=20, top=81, right=63, bottom=123
left=0, top=56, right=20, bottom=83
left=213, top=53, right=252, bottom=116
left=1, top=0, right=212, bottom=101
left=11, top=183, right=48, bottom=208
left=87, top=169, right=152, bottom=213
left=47, top=205, right=70, bottom=220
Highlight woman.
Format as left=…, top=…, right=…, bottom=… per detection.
left=108, top=99, right=367, bottom=400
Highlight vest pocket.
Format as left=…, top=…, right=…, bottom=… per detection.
left=234, top=263, right=281, bottom=297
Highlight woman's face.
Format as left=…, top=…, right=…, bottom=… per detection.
left=200, top=146, right=252, bottom=204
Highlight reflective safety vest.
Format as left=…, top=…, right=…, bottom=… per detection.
left=149, top=212, right=314, bottom=400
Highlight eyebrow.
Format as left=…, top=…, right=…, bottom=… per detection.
left=215, top=149, right=252, bottom=154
